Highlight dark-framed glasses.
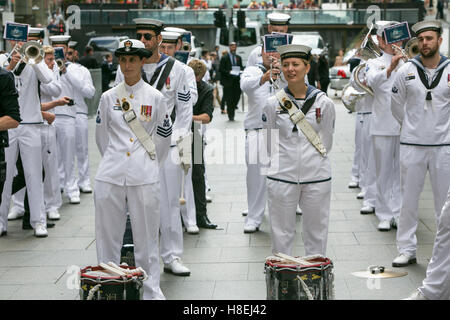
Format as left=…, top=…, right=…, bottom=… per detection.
left=136, top=33, right=155, bottom=41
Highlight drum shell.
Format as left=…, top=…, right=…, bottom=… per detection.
left=79, top=266, right=144, bottom=300
left=265, top=258, right=334, bottom=300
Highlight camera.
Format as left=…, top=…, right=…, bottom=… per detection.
left=68, top=99, right=74, bottom=106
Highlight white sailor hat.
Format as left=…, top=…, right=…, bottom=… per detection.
left=374, top=20, right=399, bottom=36
left=277, top=44, right=312, bottom=62
left=49, top=35, right=71, bottom=45
left=412, top=19, right=442, bottom=35
left=68, top=41, right=78, bottom=48
left=28, top=27, right=45, bottom=38
left=161, top=31, right=181, bottom=44
left=267, top=12, right=291, bottom=26
left=115, top=39, right=152, bottom=58
left=164, top=27, right=188, bottom=34
left=133, top=18, right=164, bottom=32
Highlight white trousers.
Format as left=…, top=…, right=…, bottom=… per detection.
left=372, top=135, right=401, bottom=222
left=54, top=116, right=79, bottom=199
left=180, top=166, right=197, bottom=228
left=359, top=114, right=376, bottom=207
left=74, top=114, right=91, bottom=189
left=12, top=124, right=62, bottom=213
left=419, top=186, right=450, bottom=300
left=350, top=114, right=363, bottom=183
left=0, top=125, right=46, bottom=230
left=245, top=130, right=267, bottom=227
left=94, top=180, right=165, bottom=300
left=397, top=145, right=450, bottom=256
left=267, top=179, right=331, bottom=257
left=159, top=147, right=184, bottom=264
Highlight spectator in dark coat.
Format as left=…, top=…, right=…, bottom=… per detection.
left=78, top=46, right=99, bottom=69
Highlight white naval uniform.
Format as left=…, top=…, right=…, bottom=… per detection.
left=116, top=54, right=194, bottom=265
left=350, top=66, right=376, bottom=208
left=95, top=79, right=170, bottom=300
left=391, top=56, right=450, bottom=257
left=246, top=46, right=263, bottom=67
left=72, top=63, right=95, bottom=190
left=53, top=62, right=86, bottom=199
left=11, top=64, right=63, bottom=214
left=419, top=186, right=450, bottom=300
left=240, top=64, right=285, bottom=228
left=349, top=69, right=363, bottom=186
left=0, top=60, right=53, bottom=231
left=263, top=86, right=335, bottom=256
left=180, top=63, right=198, bottom=230
left=366, top=52, right=402, bottom=222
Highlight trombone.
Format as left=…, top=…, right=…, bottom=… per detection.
left=0, top=43, right=21, bottom=68
left=391, top=37, right=419, bottom=62
left=1, top=41, right=45, bottom=75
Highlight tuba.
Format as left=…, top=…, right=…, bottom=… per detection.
left=341, top=83, right=366, bottom=113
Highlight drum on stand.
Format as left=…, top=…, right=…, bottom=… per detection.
left=264, top=255, right=334, bottom=300
left=79, top=265, right=146, bottom=300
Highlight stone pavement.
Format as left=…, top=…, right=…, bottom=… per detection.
left=0, top=91, right=438, bottom=300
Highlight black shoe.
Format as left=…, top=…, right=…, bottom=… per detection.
left=0, top=230, right=7, bottom=237
left=196, top=215, right=217, bottom=229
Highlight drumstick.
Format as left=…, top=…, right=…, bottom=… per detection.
left=99, top=262, right=126, bottom=277
left=180, top=172, right=186, bottom=205
left=275, top=253, right=315, bottom=266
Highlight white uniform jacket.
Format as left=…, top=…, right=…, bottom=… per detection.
left=246, top=46, right=263, bottom=67
left=115, top=54, right=193, bottom=145
left=54, top=62, right=86, bottom=118
left=73, top=63, right=96, bottom=115
left=40, top=65, right=62, bottom=104
left=263, top=86, right=335, bottom=184
left=95, top=79, right=171, bottom=186
left=14, top=60, right=53, bottom=123
left=391, top=56, right=450, bottom=146
left=366, top=51, right=402, bottom=136
left=240, top=64, right=287, bottom=130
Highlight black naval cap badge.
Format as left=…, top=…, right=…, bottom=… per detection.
left=124, top=40, right=133, bottom=52
left=122, top=100, right=131, bottom=111
left=283, top=99, right=292, bottom=110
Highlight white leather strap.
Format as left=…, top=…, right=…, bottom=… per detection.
left=116, top=82, right=156, bottom=160
left=276, top=90, right=327, bottom=157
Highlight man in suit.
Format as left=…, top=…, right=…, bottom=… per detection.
left=219, top=42, right=243, bottom=121
left=79, top=46, right=99, bottom=69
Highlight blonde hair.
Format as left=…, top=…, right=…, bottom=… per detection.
left=43, top=45, right=54, bottom=55
left=188, top=59, right=207, bottom=78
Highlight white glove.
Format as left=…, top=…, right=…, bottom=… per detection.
left=176, top=133, right=192, bottom=173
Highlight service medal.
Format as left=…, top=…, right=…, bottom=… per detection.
left=315, top=107, right=322, bottom=123
left=166, top=77, right=171, bottom=90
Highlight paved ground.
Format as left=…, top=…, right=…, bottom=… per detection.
left=0, top=86, right=440, bottom=300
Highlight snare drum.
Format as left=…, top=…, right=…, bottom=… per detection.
left=264, top=256, right=334, bottom=300
left=79, top=265, right=145, bottom=300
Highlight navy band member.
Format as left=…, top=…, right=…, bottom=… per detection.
left=364, top=21, right=403, bottom=229
left=391, top=20, right=450, bottom=267
left=0, top=67, right=21, bottom=236
left=0, top=28, right=53, bottom=238
left=263, top=44, right=335, bottom=256
left=240, top=48, right=286, bottom=233
left=95, top=39, right=170, bottom=300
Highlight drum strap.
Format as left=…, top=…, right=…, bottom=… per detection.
left=115, top=82, right=156, bottom=160
left=275, top=89, right=327, bottom=157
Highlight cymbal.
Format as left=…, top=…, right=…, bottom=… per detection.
left=352, top=269, right=408, bottom=279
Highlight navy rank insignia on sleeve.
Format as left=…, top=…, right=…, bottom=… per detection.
left=392, top=86, right=398, bottom=93
left=96, top=110, right=101, bottom=124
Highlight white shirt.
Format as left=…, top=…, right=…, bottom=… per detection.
left=53, top=62, right=86, bottom=118
left=95, top=79, right=171, bottom=186
left=73, top=63, right=96, bottom=115
left=263, top=87, right=335, bottom=184
left=366, top=51, right=402, bottom=136
left=40, top=64, right=62, bottom=104
left=246, top=46, right=263, bottom=67
left=13, top=60, right=53, bottom=124
left=391, top=57, right=450, bottom=146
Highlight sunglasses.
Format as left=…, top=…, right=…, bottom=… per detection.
left=66, top=51, right=74, bottom=55
left=136, top=33, right=155, bottom=41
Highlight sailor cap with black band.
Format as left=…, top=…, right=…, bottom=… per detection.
left=115, top=39, right=152, bottom=59
left=411, top=20, right=442, bottom=36
left=68, top=41, right=77, bottom=49
left=28, top=27, right=45, bottom=39
left=267, top=12, right=291, bottom=25
left=49, top=35, right=71, bottom=45
left=374, top=20, right=400, bottom=37
left=133, top=18, right=164, bottom=33
left=165, top=27, right=188, bottom=35
left=161, top=31, right=181, bottom=44
left=277, top=44, right=312, bottom=62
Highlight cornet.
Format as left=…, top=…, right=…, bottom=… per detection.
left=20, top=41, right=44, bottom=65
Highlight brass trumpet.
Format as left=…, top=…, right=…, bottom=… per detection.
left=20, top=41, right=44, bottom=65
